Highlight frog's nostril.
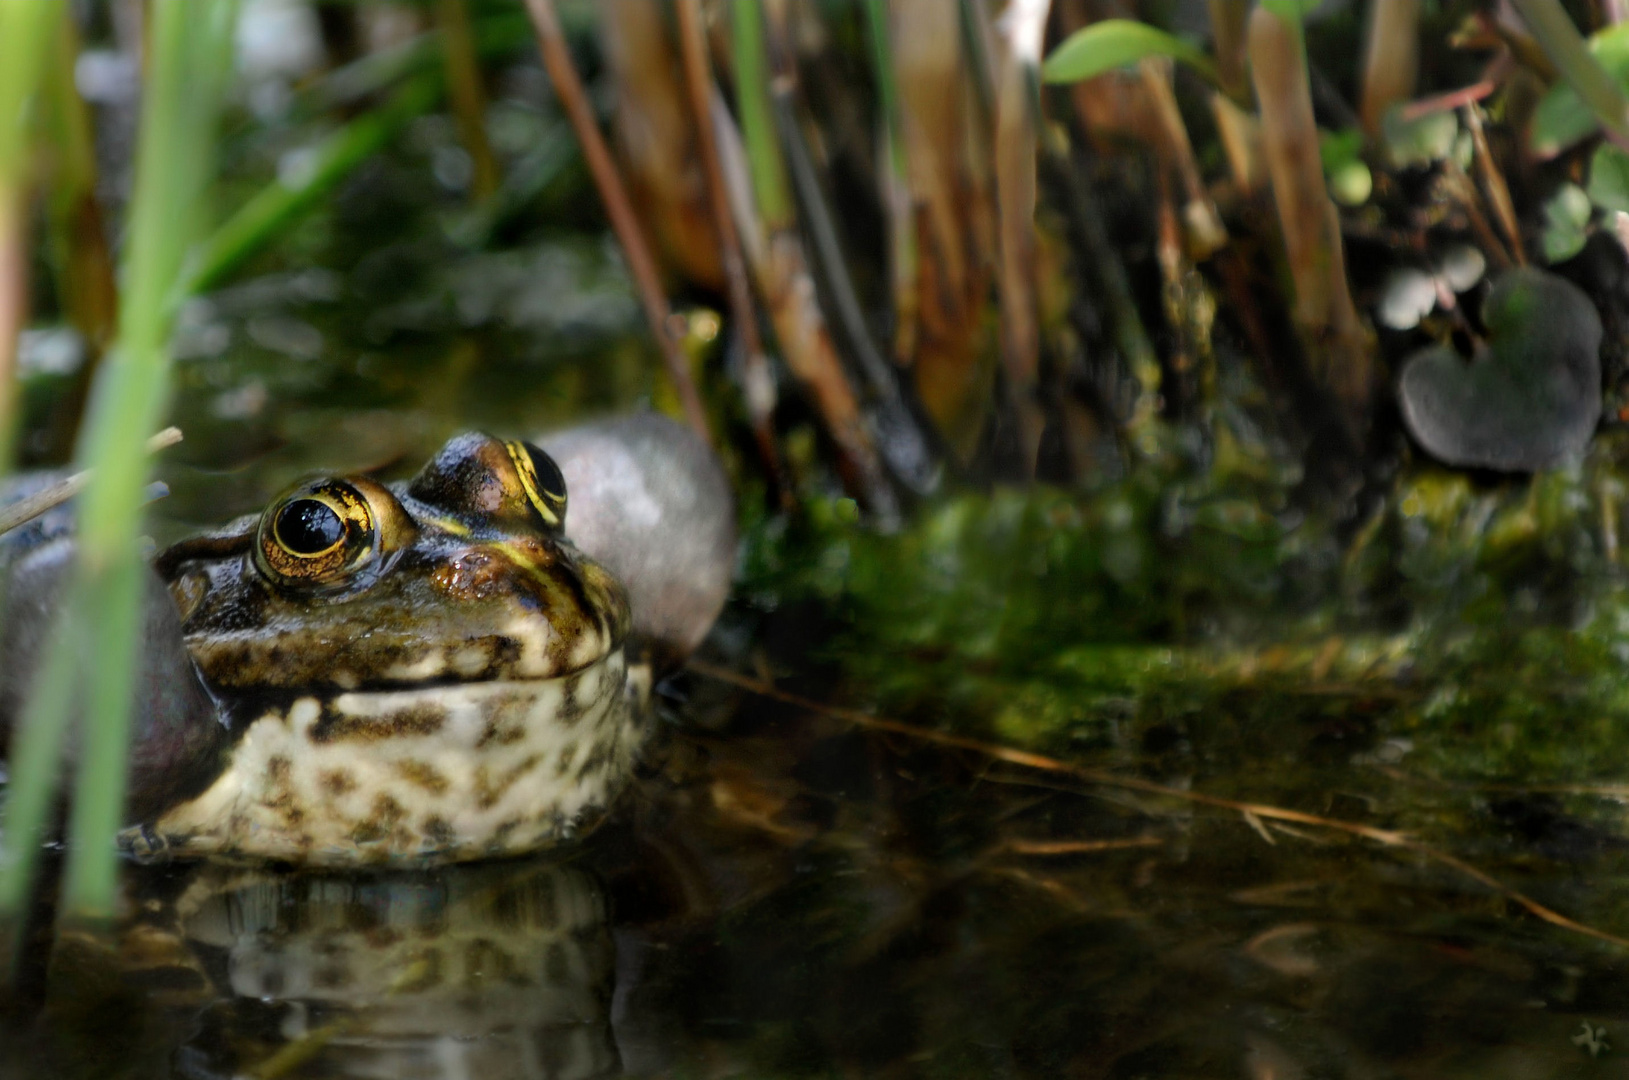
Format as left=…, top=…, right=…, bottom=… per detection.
left=276, top=500, right=345, bottom=555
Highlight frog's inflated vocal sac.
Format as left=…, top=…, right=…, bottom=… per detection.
left=137, top=432, right=647, bottom=866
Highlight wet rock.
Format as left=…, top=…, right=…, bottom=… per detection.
left=1397, top=268, right=1602, bottom=472
left=542, top=413, right=735, bottom=671
left=0, top=527, right=225, bottom=823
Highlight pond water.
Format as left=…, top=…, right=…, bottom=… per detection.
left=7, top=651, right=1629, bottom=1079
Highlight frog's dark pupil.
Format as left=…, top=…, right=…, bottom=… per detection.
left=522, top=442, right=566, bottom=500
left=276, top=500, right=344, bottom=554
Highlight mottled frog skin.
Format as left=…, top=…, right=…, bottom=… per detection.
left=130, top=432, right=645, bottom=866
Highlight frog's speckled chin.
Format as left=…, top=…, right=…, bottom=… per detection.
left=124, top=649, right=649, bottom=867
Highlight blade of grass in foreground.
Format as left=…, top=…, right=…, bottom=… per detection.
left=61, top=0, right=238, bottom=921
left=0, top=0, right=239, bottom=931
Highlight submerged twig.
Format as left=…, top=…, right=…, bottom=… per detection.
left=0, top=427, right=182, bottom=537
left=1004, top=836, right=1163, bottom=855
left=689, top=660, right=1629, bottom=951
left=520, top=0, right=711, bottom=443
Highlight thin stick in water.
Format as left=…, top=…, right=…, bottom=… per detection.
left=688, top=660, right=1629, bottom=951
left=0, top=427, right=182, bottom=537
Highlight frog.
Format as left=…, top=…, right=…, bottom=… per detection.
left=120, top=430, right=648, bottom=866
left=0, top=415, right=735, bottom=866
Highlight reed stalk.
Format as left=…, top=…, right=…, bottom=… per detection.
left=1137, top=58, right=1227, bottom=255
left=1359, top=0, right=1420, bottom=136
left=36, top=14, right=118, bottom=460
left=0, top=0, right=244, bottom=930
left=890, top=0, right=994, bottom=461
left=1207, top=0, right=1261, bottom=193
left=865, top=0, right=919, bottom=365
left=725, top=0, right=896, bottom=518
left=599, top=0, right=721, bottom=290
left=674, top=0, right=782, bottom=487
left=992, top=0, right=1047, bottom=475
left=1249, top=2, right=1372, bottom=428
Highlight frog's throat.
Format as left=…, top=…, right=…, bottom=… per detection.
left=128, top=648, right=649, bottom=866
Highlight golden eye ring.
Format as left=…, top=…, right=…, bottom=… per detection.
left=255, top=480, right=379, bottom=586
left=503, top=439, right=567, bottom=531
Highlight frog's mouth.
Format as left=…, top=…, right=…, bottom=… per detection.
left=127, top=647, right=648, bottom=866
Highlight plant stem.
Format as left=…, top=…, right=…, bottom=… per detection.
left=1249, top=3, right=1372, bottom=427
left=865, top=0, right=919, bottom=364
left=712, top=72, right=898, bottom=518
left=521, top=0, right=712, bottom=443
left=730, top=0, right=792, bottom=228
left=1359, top=0, right=1420, bottom=136
left=674, top=0, right=783, bottom=489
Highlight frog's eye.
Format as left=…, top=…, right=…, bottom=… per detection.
left=503, top=439, right=567, bottom=531
left=255, top=478, right=411, bottom=587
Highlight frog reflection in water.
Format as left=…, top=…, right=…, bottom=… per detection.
left=145, top=860, right=621, bottom=1079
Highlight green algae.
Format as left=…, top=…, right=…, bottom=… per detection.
left=741, top=429, right=1629, bottom=788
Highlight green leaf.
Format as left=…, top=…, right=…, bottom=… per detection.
left=1542, top=183, right=1593, bottom=263
left=1531, top=22, right=1629, bottom=157
left=1041, top=19, right=1219, bottom=88
left=1587, top=142, right=1629, bottom=213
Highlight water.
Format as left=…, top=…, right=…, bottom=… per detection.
left=7, top=645, right=1629, bottom=1077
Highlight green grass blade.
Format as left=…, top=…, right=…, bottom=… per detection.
left=1041, top=19, right=1220, bottom=88
left=54, top=0, right=239, bottom=922
left=0, top=0, right=61, bottom=180
left=0, top=608, right=79, bottom=922
left=729, top=0, right=791, bottom=228
left=187, top=72, right=441, bottom=295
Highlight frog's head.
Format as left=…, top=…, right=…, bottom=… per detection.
left=157, top=432, right=629, bottom=719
